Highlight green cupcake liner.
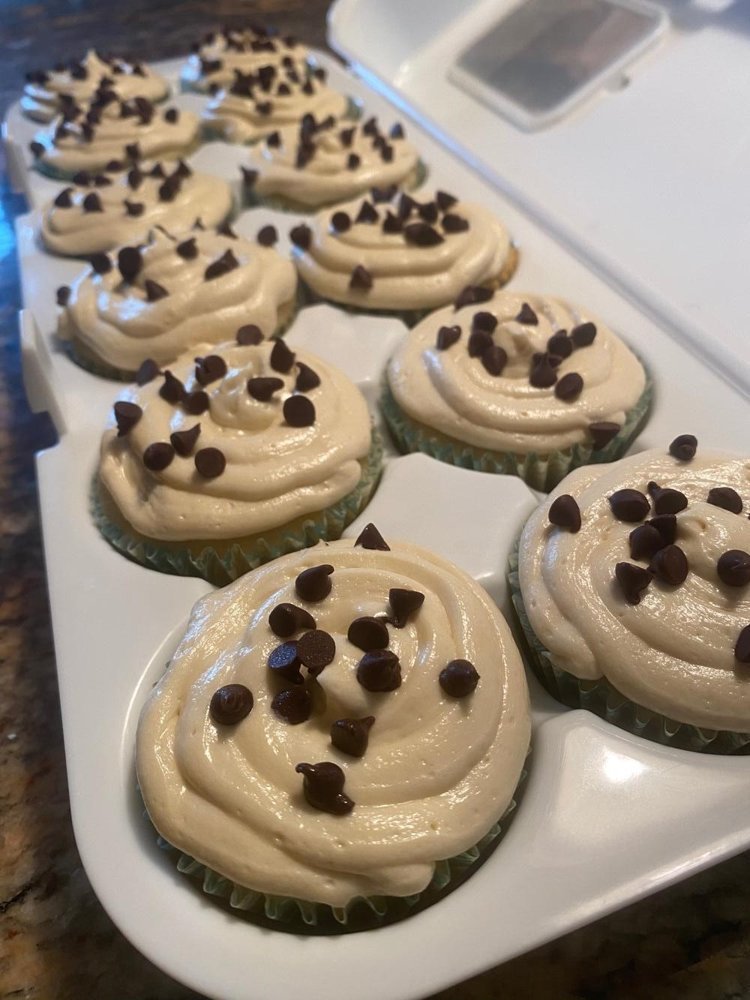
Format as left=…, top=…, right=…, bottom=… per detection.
left=202, top=96, right=362, bottom=145
left=92, top=431, right=383, bottom=586
left=507, top=545, right=750, bottom=754
left=380, top=371, right=654, bottom=492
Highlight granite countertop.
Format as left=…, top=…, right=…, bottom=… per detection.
left=2, top=2, right=750, bottom=998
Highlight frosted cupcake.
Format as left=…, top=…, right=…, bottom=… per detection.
left=202, top=64, right=354, bottom=144
left=241, top=114, right=426, bottom=212
left=383, top=290, right=650, bottom=490
left=21, top=50, right=169, bottom=123
left=511, top=437, right=750, bottom=752
left=291, top=189, right=518, bottom=325
left=56, top=223, right=298, bottom=378
left=94, top=338, right=382, bottom=585
left=40, top=161, right=233, bottom=257
left=29, top=95, right=200, bottom=179
left=181, top=25, right=311, bottom=94
left=137, top=529, right=530, bottom=929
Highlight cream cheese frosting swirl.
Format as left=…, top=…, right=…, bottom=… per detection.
left=30, top=96, right=199, bottom=176
left=387, top=292, right=646, bottom=455
left=40, top=161, right=233, bottom=257
left=99, top=339, right=373, bottom=541
left=242, top=114, right=423, bottom=208
left=292, top=189, right=515, bottom=312
left=21, top=50, right=169, bottom=123
left=181, top=26, right=310, bottom=93
left=136, top=534, right=530, bottom=905
left=58, top=225, right=297, bottom=373
left=202, top=65, right=350, bottom=144
left=518, top=445, right=750, bottom=731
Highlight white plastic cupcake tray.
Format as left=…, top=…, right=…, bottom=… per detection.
left=6, top=45, right=750, bottom=1000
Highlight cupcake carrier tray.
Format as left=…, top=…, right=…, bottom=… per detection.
left=7, top=47, right=750, bottom=1000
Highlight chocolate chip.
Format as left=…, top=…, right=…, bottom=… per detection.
left=466, top=329, right=491, bottom=360
left=454, top=286, right=494, bottom=311
left=404, top=222, right=444, bottom=246
left=269, top=603, right=316, bottom=639
left=29, top=141, right=44, bottom=158
left=417, top=200, right=438, bottom=224
left=382, top=212, right=403, bottom=234
left=357, top=649, right=401, bottom=692
left=330, top=717, right=374, bottom=758
left=255, top=100, right=273, bottom=115
left=354, top=523, right=389, bottom=551
left=194, top=446, right=225, bottom=478
left=106, top=159, right=124, bottom=172
left=570, top=322, right=597, bottom=348
left=182, top=391, right=209, bottom=416
left=195, top=355, right=227, bottom=387
left=516, top=303, right=538, bottom=325
left=471, top=312, right=497, bottom=333
left=164, top=107, right=179, bottom=123
left=548, top=494, right=581, bottom=532
left=295, top=762, right=354, bottom=815
left=735, top=625, right=750, bottom=664
left=648, top=514, right=677, bottom=546
left=113, top=400, right=142, bottom=436
left=145, top=279, right=169, bottom=302
left=272, top=687, right=312, bottom=724
left=547, top=332, right=573, bottom=359
left=554, top=372, right=584, bottom=401
left=650, top=544, right=688, bottom=586
left=268, top=640, right=303, bottom=683
left=297, top=629, right=336, bottom=675
left=266, top=130, right=282, bottom=149
left=247, top=376, right=283, bottom=402
left=241, top=167, right=258, bottom=189
left=481, top=345, right=507, bottom=377
left=436, top=190, right=458, bottom=212
left=117, top=246, right=142, bottom=283
left=669, top=435, right=697, bottom=461
left=609, top=489, right=650, bottom=522
left=270, top=338, right=296, bottom=374
left=388, top=588, right=425, bottom=628
left=204, top=249, right=239, bottom=281
left=629, top=524, right=664, bottom=561
left=170, top=423, right=201, bottom=457
left=350, top=265, right=373, bottom=291
left=174, top=159, right=192, bottom=179
left=615, top=562, right=652, bottom=604
left=331, top=211, right=351, bottom=233
left=54, top=188, right=73, bottom=208
left=82, top=192, right=103, bottom=213
left=442, top=213, right=469, bottom=234
left=257, top=224, right=278, bottom=247
left=135, top=358, right=160, bottom=386
left=217, top=219, right=237, bottom=239
left=295, top=363, right=320, bottom=392
left=529, top=355, right=558, bottom=389
left=296, top=564, right=334, bottom=602
left=237, top=324, right=263, bottom=345
left=371, top=184, right=397, bottom=203
left=159, top=370, right=185, bottom=404
left=158, top=175, right=181, bottom=202
left=348, top=617, right=389, bottom=652
left=589, top=422, right=621, bottom=450
left=650, top=486, right=688, bottom=515
left=436, top=326, right=461, bottom=350
left=125, top=142, right=141, bottom=162
left=173, top=238, right=197, bottom=262
left=210, top=684, right=253, bottom=725
left=718, top=550, right=750, bottom=587
left=126, top=167, right=143, bottom=190
left=56, top=286, right=70, bottom=307
left=283, top=395, right=315, bottom=427
left=73, top=170, right=92, bottom=186
left=124, top=200, right=144, bottom=217
left=346, top=152, right=361, bottom=170
left=439, top=659, right=480, bottom=697
left=143, top=441, right=175, bottom=471
left=356, top=200, right=378, bottom=224
left=707, top=487, right=743, bottom=515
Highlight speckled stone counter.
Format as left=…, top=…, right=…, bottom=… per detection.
left=2, top=2, right=750, bottom=998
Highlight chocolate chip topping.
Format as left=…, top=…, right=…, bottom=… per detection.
left=735, top=625, right=750, bottom=664
left=289, top=223, right=312, bottom=250
left=168, top=423, right=200, bottom=457
left=113, top=400, right=142, bottom=436
left=650, top=544, right=689, bottom=586
left=54, top=188, right=73, bottom=208
left=669, top=434, right=698, bottom=461
left=439, top=659, right=480, bottom=698
left=547, top=332, right=573, bottom=359
left=194, top=446, right=225, bottom=478
left=182, top=390, right=209, bottom=416
left=356, top=200, right=378, bottom=225
left=331, top=717, right=375, bottom=758
left=417, top=201, right=439, bottom=224
left=629, top=524, right=665, bottom=561
left=272, top=687, right=312, bottom=725
left=589, top=422, right=621, bottom=450
left=204, top=249, right=239, bottom=281
left=467, top=328, right=492, bottom=359
left=217, top=219, right=237, bottom=239
left=404, top=222, right=444, bottom=246
left=145, top=278, right=169, bottom=302
left=649, top=485, right=688, bottom=516
left=354, top=523, right=390, bottom=551
left=210, top=684, right=253, bottom=725
left=56, top=286, right=71, bottom=306
left=436, top=190, right=458, bottom=212
left=718, top=550, right=750, bottom=587
left=159, top=370, right=185, bottom=404
left=89, top=252, right=112, bottom=275
left=388, top=588, right=425, bottom=628
left=241, top=166, right=258, bottom=188
left=117, top=246, right=142, bottom=283
left=296, top=762, right=354, bottom=815
left=296, top=564, right=334, bottom=602
left=648, top=514, right=677, bottom=546
left=297, top=629, right=336, bottom=675
left=357, top=649, right=401, bottom=692
left=143, top=441, right=175, bottom=472
left=346, top=152, right=361, bottom=170
left=707, top=487, right=743, bottom=514
left=283, top=395, right=316, bottom=427
left=270, top=338, right=296, bottom=374
left=135, top=358, right=160, bottom=386
left=269, top=603, right=316, bottom=639
left=571, top=322, right=597, bottom=347
left=615, top=562, right=652, bottom=604
left=29, top=141, right=44, bottom=159
left=331, top=210, right=351, bottom=233
left=247, top=376, right=284, bottom=401
left=382, top=211, right=403, bottom=234
left=268, top=641, right=303, bottom=683
left=555, top=372, right=584, bottom=401
left=82, top=192, right=103, bottom=213
left=237, top=324, right=264, bottom=345
left=195, top=354, right=227, bottom=386
left=348, top=616, right=389, bottom=652
left=548, top=494, right=581, bottom=532
left=609, top=489, right=650, bottom=522
left=257, top=224, right=278, bottom=247
left=165, top=107, right=179, bottom=124
left=349, top=265, right=373, bottom=291
left=442, top=213, right=469, bottom=234
left=516, top=302, right=538, bottom=325
left=481, top=344, right=508, bottom=377
left=529, top=354, right=558, bottom=389
left=436, top=325, right=461, bottom=351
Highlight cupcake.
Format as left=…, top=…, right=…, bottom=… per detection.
left=94, top=338, right=382, bottom=585
left=511, top=436, right=750, bottom=752
left=181, top=24, right=311, bottom=94
left=290, top=188, right=518, bottom=325
left=202, top=64, right=354, bottom=144
left=383, top=291, right=651, bottom=490
left=21, top=50, right=169, bottom=124
left=57, top=223, right=298, bottom=379
left=137, top=528, right=531, bottom=929
left=241, top=114, right=426, bottom=212
left=40, top=161, right=233, bottom=257
left=29, top=95, right=200, bottom=179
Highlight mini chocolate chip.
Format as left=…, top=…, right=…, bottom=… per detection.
left=669, top=434, right=697, bottom=461
left=609, top=489, right=650, bottom=522
left=417, top=200, right=438, bottom=224
left=29, top=141, right=44, bottom=158
left=54, top=188, right=73, bottom=208
left=435, top=190, right=458, bottom=212
left=516, top=303, right=538, bottom=325
left=346, top=152, right=361, bottom=170
left=650, top=544, right=688, bottom=586
left=436, top=326, right=461, bottom=350
left=56, top=285, right=70, bottom=306
left=295, top=762, right=354, bottom=815
left=552, top=372, right=582, bottom=402
left=159, top=370, right=185, bottom=404
left=289, top=221, right=312, bottom=250
left=195, top=355, right=227, bottom=386
left=194, top=446, right=225, bottom=478
left=718, top=550, right=750, bottom=587
left=283, top=395, right=316, bottom=427
left=297, top=629, right=336, bottom=675
left=354, top=523, right=389, bottom=551
left=442, top=213, right=469, bottom=233
left=174, top=237, right=197, bottom=261
left=272, top=687, right=312, bottom=724
left=135, top=358, right=160, bottom=385
left=331, top=717, right=374, bottom=758
left=629, top=524, right=665, bottom=561
left=357, top=649, right=401, bottom=692
left=270, top=338, right=296, bottom=374
left=571, top=322, right=597, bottom=347
left=331, top=211, right=351, bottom=233
left=348, top=616, right=389, bottom=652
left=255, top=100, right=273, bottom=115
left=113, top=400, right=142, bottom=436
left=388, top=588, right=425, bottom=628
left=145, top=279, right=169, bottom=302
left=117, top=246, right=142, bottom=283
left=174, top=159, right=192, bottom=179
left=125, top=142, right=141, bottom=161
left=735, top=625, right=750, bottom=664
left=217, top=219, right=237, bottom=239
left=143, top=441, right=175, bottom=472
left=182, top=390, right=209, bottom=416
left=158, top=175, right=181, bottom=202
left=268, top=640, right=303, bottom=683
left=124, top=200, right=144, bottom=217
left=237, top=324, right=263, bottom=345
left=257, top=224, right=278, bottom=247
left=404, top=222, right=444, bottom=246
left=266, top=131, right=282, bottom=149
left=350, top=265, right=373, bottom=291
left=615, top=562, right=652, bottom=604
left=529, top=355, right=558, bottom=389
left=589, top=422, right=621, bottom=450
left=467, top=329, right=492, bottom=359
left=471, top=312, right=497, bottom=334
left=296, top=564, right=334, bottom=602
left=356, top=200, right=378, bottom=224
left=106, top=158, right=123, bottom=172
left=648, top=514, right=677, bottom=546
left=247, top=376, right=284, bottom=401
left=241, top=167, right=259, bottom=189
left=164, top=107, right=179, bottom=123
left=382, top=212, right=403, bottom=234
left=73, top=170, right=91, bottom=186
left=548, top=494, right=581, bottom=532
left=439, top=659, right=480, bottom=698
left=269, top=603, right=316, bottom=639
left=651, top=486, right=688, bottom=515
left=82, top=192, right=103, bottom=213
left=295, top=363, right=320, bottom=392
left=204, top=249, right=239, bottom=281
left=481, top=344, right=507, bottom=376
left=707, top=487, right=743, bottom=514
left=170, top=423, right=201, bottom=457
left=210, top=684, right=253, bottom=725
